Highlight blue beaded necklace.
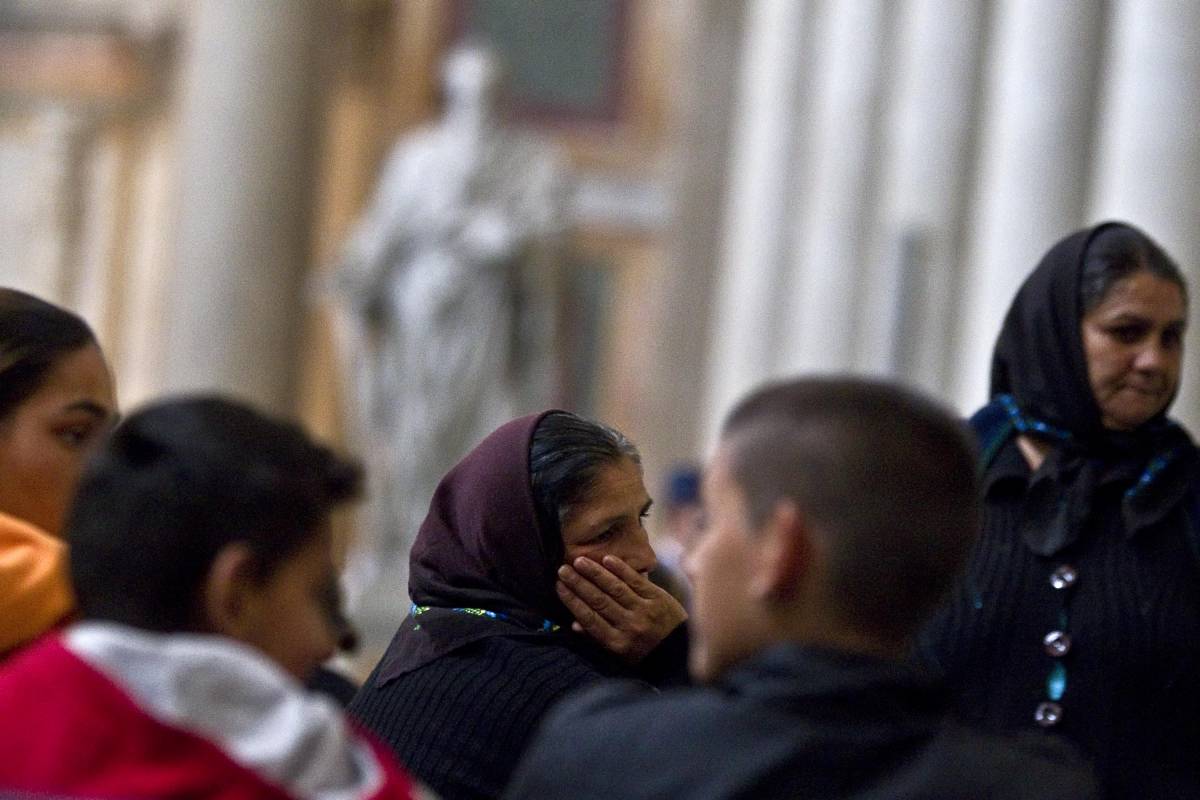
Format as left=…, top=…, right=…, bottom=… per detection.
left=410, top=602, right=560, bottom=633
left=991, top=393, right=1183, bottom=500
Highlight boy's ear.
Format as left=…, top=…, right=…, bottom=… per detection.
left=202, top=543, right=258, bottom=638
left=750, top=499, right=816, bottom=604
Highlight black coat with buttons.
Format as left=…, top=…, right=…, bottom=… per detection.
left=920, top=436, right=1200, bottom=800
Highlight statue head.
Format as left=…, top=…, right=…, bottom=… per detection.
left=441, top=41, right=506, bottom=131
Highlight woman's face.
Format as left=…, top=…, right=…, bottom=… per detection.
left=1081, top=271, right=1186, bottom=431
left=0, top=344, right=117, bottom=534
left=560, top=457, right=657, bottom=575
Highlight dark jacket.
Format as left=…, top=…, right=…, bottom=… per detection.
left=504, top=644, right=1099, bottom=800
left=350, top=621, right=688, bottom=800
left=920, top=435, right=1200, bottom=799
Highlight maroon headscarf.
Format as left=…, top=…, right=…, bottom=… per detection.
left=377, top=412, right=575, bottom=682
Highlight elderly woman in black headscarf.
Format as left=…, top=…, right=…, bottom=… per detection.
left=349, top=411, right=688, bottom=800
left=921, top=222, right=1198, bottom=799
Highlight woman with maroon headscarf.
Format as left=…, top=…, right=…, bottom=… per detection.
left=349, top=411, right=688, bottom=800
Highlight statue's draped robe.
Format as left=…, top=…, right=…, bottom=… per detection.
left=336, top=124, right=565, bottom=633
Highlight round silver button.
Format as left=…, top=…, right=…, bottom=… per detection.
left=1050, top=564, right=1078, bottom=590
left=1043, top=630, right=1072, bottom=657
left=1035, top=701, right=1063, bottom=727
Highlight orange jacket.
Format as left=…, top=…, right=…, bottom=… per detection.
left=0, top=512, right=74, bottom=655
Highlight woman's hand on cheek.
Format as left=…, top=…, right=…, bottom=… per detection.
left=556, top=555, right=687, bottom=664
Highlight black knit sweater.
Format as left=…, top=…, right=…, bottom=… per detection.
left=920, top=439, right=1200, bottom=799
left=349, top=627, right=688, bottom=800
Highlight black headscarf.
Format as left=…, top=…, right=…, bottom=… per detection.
left=376, top=412, right=577, bottom=683
left=988, top=221, right=1195, bottom=555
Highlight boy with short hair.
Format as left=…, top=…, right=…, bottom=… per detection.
left=506, top=378, right=1098, bottom=800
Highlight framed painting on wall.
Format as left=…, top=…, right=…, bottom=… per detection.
left=449, top=0, right=630, bottom=128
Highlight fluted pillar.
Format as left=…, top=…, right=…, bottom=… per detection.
left=634, top=0, right=743, bottom=485
left=702, top=0, right=812, bottom=439
left=952, top=0, right=1104, bottom=411
left=1088, top=0, right=1200, bottom=431
left=0, top=107, right=80, bottom=302
left=162, top=0, right=320, bottom=414
left=858, top=0, right=987, bottom=397
left=779, top=0, right=891, bottom=375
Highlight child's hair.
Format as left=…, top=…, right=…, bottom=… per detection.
left=67, top=396, right=362, bottom=632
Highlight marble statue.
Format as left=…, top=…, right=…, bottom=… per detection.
left=335, top=42, right=567, bottom=634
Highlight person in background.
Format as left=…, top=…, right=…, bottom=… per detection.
left=350, top=411, right=687, bottom=800
left=648, top=464, right=704, bottom=605
left=504, top=378, right=1098, bottom=800
left=0, top=288, right=117, bottom=656
left=0, top=397, right=428, bottom=799
left=920, top=222, right=1198, bottom=798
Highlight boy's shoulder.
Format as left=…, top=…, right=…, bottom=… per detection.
left=0, top=633, right=288, bottom=797
left=0, top=626, right=419, bottom=800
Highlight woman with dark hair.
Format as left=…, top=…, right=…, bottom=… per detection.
left=921, top=222, right=1198, bottom=798
left=0, top=288, right=117, bottom=655
left=349, top=411, right=688, bottom=800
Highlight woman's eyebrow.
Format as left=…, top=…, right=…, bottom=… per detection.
left=63, top=400, right=112, bottom=419
left=589, top=498, right=653, bottom=532
left=589, top=512, right=625, bottom=532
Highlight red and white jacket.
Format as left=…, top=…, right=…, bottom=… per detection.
left=0, top=622, right=430, bottom=799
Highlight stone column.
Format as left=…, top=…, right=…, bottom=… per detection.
left=702, top=0, right=811, bottom=441
left=162, top=0, right=320, bottom=414
left=1088, top=0, right=1200, bottom=431
left=115, top=114, right=174, bottom=408
left=951, top=0, right=1105, bottom=411
left=857, top=0, right=987, bottom=396
left=634, top=0, right=744, bottom=483
left=778, top=0, right=892, bottom=375
left=0, top=107, right=79, bottom=302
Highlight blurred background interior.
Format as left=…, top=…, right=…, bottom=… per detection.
left=3, top=0, right=1199, bottom=666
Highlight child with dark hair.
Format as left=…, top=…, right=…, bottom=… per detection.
left=0, top=396, right=427, bottom=799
